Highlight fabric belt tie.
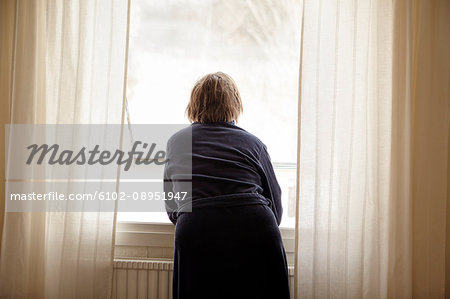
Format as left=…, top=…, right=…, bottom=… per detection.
left=176, top=192, right=271, bottom=214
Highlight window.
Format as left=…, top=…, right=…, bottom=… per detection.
left=118, top=0, right=302, bottom=228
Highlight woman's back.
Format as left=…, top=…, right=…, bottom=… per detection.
left=165, top=120, right=283, bottom=226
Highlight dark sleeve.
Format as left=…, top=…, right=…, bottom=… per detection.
left=163, top=149, right=178, bottom=225
left=258, top=144, right=283, bottom=225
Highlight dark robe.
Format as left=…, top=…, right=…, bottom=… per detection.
left=164, top=121, right=289, bottom=299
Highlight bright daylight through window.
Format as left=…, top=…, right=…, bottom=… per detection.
left=118, top=0, right=302, bottom=228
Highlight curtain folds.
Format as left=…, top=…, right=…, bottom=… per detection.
left=0, top=1, right=129, bottom=298
left=295, top=0, right=450, bottom=298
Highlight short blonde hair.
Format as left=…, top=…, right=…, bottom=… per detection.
left=186, top=72, right=243, bottom=123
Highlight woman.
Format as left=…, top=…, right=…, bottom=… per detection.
left=164, top=72, right=289, bottom=299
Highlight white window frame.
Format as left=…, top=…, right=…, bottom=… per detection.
left=115, top=0, right=299, bottom=270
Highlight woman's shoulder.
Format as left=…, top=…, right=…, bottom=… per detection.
left=167, top=122, right=266, bottom=152
left=227, top=125, right=265, bottom=148
left=166, top=125, right=192, bottom=145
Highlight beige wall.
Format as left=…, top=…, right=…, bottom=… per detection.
left=447, top=121, right=450, bottom=297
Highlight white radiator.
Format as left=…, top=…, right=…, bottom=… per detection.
left=113, top=259, right=294, bottom=299
left=113, top=260, right=173, bottom=299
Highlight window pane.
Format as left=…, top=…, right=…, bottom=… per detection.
left=118, top=0, right=301, bottom=228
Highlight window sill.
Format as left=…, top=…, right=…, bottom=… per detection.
left=114, top=221, right=296, bottom=266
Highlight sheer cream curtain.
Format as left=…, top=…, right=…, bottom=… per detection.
left=295, top=0, right=449, bottom=298
left=0, top=0, right=129, bottom=298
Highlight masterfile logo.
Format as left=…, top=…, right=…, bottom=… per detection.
left=5, top=124, right=192, bottom=213
left=26, top=141, right=167, bottom=171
